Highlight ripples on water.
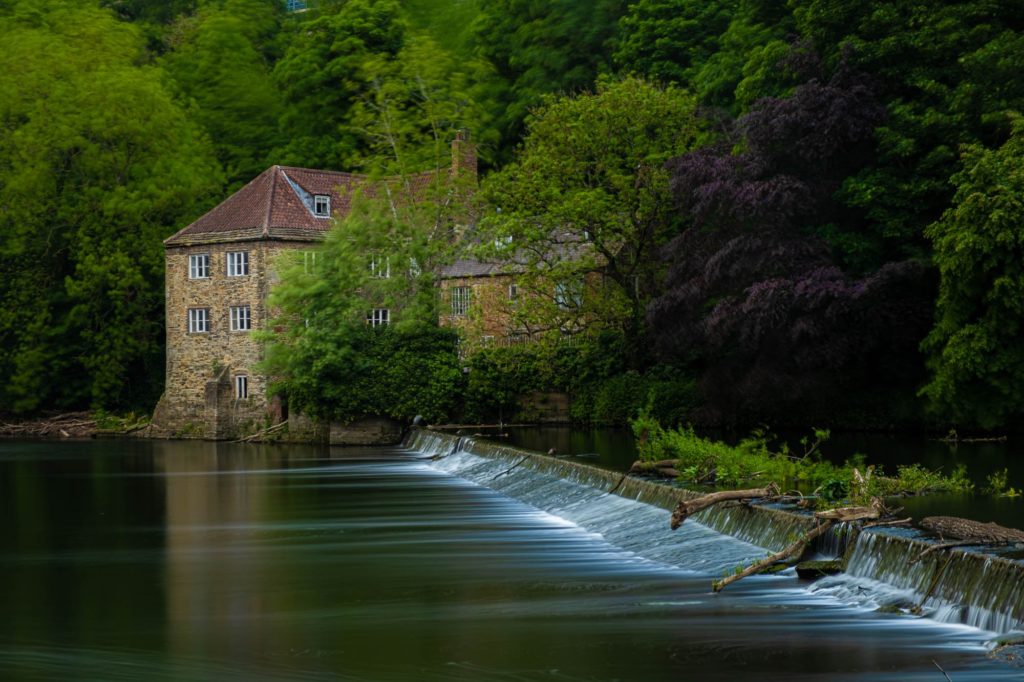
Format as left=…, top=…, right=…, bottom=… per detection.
left=0, top=439, right=1018, bottom=680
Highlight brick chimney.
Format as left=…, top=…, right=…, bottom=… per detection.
left=451, top=129, right=477, bottom=180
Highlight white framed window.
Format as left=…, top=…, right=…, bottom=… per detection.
left=451, top=286, right=471, bottom=316
left=494, top=235, right=513, bottom=249
left=230, top=305, right=251, bottom=331
left=313, top=194, right=330, bottom=217
left=367, top=308, right=390, bottom=327
left=187, top=308, right=210, bottom=333
left=303, top=251, right=318, bottom=273
left=235, top=375, right=248, bottom=400
left=226, top=251, right=249, bottom=277
left=508, top=283, right=518, bottom=301
left=188, top=254, right=210, bottom=279
left=370, top=255, right=390, bottom=279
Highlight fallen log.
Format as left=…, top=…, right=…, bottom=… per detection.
left=630, top=459, right=682, bottom=479
left=670, top=483, right=780, bottom=530
left=712, top=521, right=835, bottom=592
left=920, top=516, right=1024, bottom=545
left=814, top=505, right=880, bottom=522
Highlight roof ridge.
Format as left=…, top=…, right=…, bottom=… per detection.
left=261, top=165, right=279, bottom=237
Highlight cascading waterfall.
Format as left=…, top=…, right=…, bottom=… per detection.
left=813, top=529, right=1024, bottom=634
left=405, top=429, right=1024, bottom=635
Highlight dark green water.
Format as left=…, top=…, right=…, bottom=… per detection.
left=0, top=438, right=1018, bottom=680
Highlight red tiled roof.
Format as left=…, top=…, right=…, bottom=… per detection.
left=165, top=165, right=440, bottom=246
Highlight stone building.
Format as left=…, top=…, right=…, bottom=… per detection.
left=153, top=136, right=477, bottom=440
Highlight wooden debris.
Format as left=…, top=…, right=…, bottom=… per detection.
left=920, top=516, right=1024, bottom=545
left=0, top=412, right=97, bottom=438
left=235, top=421, right=288, bottom=443
left=713, top=521, right=835, bottom=592
left=630, top=459, right=682, bottom=479
left=670, top=483, right=780, bottom=530
left=814, top=505, right=880, bottom=522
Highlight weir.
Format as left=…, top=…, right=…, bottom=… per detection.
left=407, top=428, right=1024, bottom=635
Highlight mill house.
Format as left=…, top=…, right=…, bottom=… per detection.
left=152, top=135, right=488, bottom=440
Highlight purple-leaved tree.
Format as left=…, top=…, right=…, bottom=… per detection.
left=650, top=64, right=935, bottom=426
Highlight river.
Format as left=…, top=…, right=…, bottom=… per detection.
left=0, top=438, right=1018, bottom=680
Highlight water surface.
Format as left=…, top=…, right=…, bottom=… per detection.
left=0, top=438, right=1016, bottom=680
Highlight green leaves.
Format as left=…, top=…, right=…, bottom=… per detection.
left=479, top=77, right=698, bottom=341
left=0, top=1, right=222, bottom=413
left=921, top=120, right=1024, bottom=427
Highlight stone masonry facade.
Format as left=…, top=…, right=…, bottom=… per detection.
left=153, top=135, right=479, bottom=440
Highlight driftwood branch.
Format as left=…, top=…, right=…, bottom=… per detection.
left=712, top=521, right=835, bottom=592
left=671, top=483, right=780, bottom=530
left=235, top=421, right=287, bottom=443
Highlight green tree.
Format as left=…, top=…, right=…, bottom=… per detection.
left=920, top=120, right=1024, bottom=428
left=271, top=0, right=406, bottom=168
left=161, top=0, right=287, bottom=186
left=478, top=77, right=698, bottom=345
left=792, top=0, right=1024, bottom=271
left=470, top=0, right=627, bottom=162
left=262, top=177, right=467, bottom=423
left=0, top=1, right=223, bottom=413
left=614, top=0, right=736, bottom=86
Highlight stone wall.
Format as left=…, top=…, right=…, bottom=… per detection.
left=161, top=238, right=316, bottom=439
left=438, top=274, right=518, bottom=343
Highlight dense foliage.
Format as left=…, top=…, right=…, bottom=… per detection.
left=632, top=415, right=973, bottom=498
left=3, top=0, right=1024, bottom=430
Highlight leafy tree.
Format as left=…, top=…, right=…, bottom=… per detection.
left=470, top=0, right=627, bottom=162
left=271, top=0, right=407, bottom=168
left=650, top=69, right=933, bottom=426
left=614, top=0, right=736, bottom=86
left=341, top=33, right=494, bottom=174
left=792, top=0, right=1024, bottom=270
left=478, top=77, right=698, bottom=345
left=0, top=1, right=223, bottom=413
left=262, top=180, right=467, bottom=423
left=920, top=120, right=1024, bottom=428
left=161, top=0, right=287, bottom=186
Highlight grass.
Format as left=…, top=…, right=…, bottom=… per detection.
left=631, top=414, right=974, bottom=504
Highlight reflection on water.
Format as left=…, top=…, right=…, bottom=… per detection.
left=0, top=438, right=1018, bottom=680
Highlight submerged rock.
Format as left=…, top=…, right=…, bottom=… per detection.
left=796, top=560, right=843, bottom=579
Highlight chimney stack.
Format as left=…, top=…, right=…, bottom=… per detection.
left=451, top=129, right=477, bottom=181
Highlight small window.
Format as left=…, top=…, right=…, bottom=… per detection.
left=451, top=286, right=471, bottom=316
left=235, top=375, right=248, bottom=400
left=367, top=308, right=390, bottom=327
left=188, top=254, right=210, bottom=279
left=313, top=194, right=330, bottom=217
left=303, top=251, right=318, bottom=273
left=494, top=235, right=513, bottom=249
left=187, top=308, right=210, bottom=333
left=230, top=305, right=251, bottom=331
left=226, top=251, right=249, bottom=277
left=508, top=283, right=518, bottom=301
left=370, top=255, right=390, bottom=279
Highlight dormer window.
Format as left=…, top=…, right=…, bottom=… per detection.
left=313, top=195, right=330, bottom=217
